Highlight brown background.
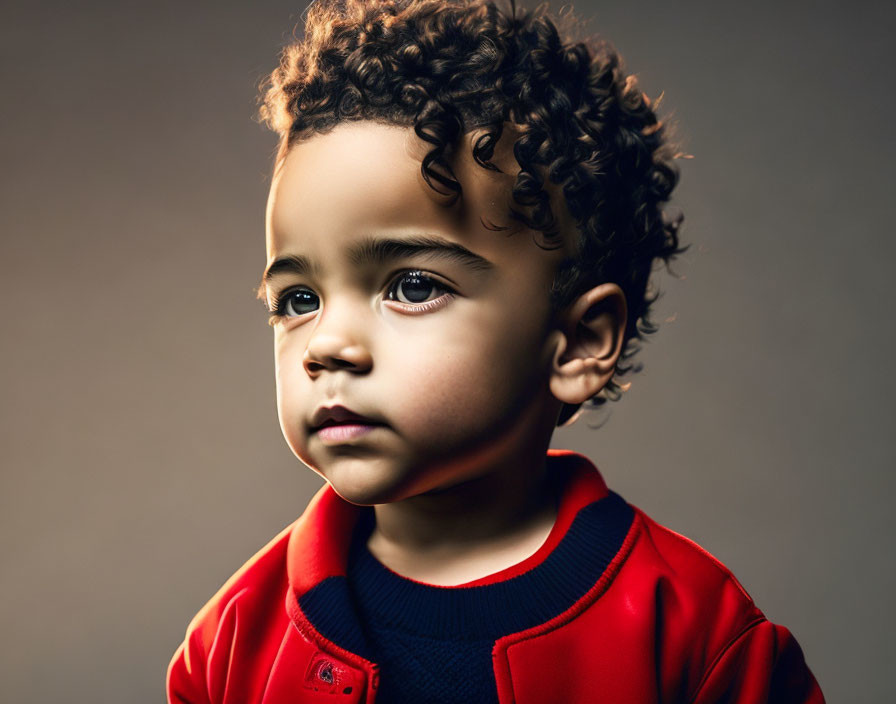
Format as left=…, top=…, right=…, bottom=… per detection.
left=2, top=0, right=893, bottom=701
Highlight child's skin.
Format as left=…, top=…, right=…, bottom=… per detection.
left=261, top=120, right=627, bottom=585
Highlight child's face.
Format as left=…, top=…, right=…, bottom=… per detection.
left=263, top=121, right=573, bottom=505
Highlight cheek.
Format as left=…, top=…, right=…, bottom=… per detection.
left=273, top=335, right=310, bottom=447
left=379, top=310, right=547, bottom=435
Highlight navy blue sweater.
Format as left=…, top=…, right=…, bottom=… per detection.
left=345, top=493, right=632, bottom=703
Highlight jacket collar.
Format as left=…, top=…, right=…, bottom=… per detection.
left=286, top=449, right=609, bottom=601
left=284, top=449, right=627, bottom=659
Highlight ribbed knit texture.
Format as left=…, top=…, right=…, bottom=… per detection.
left=311, top=492, right=634, bottom=704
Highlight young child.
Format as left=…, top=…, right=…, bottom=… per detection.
left=168, top=1, right=825, bottom=702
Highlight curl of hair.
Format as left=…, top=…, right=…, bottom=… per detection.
left=259, top=0, right=686, bottom=423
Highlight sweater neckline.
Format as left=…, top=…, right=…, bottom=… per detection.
left=290, top=451, right=634, bottom=653
left=351, top=466, right=580, bottom=590
left=345, top=486, right=633, bottom=640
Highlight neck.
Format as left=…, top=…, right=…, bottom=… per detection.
left=367, top=434, right=560, bottom=585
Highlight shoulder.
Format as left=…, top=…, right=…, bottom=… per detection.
left=623, top=504, right=765, bottom=639
left=607, top=504, right=826, bottom=701
left=189, top=520, right=295, bottom=637
left=572, top=503, right=770, bottom=699
left=632, top=506, right=757, bottom=596
left=620, top=507, right=825, bottom=702
left=166, top=521, right=297, bottom=703
left=519, top=500, right=824, bottom=702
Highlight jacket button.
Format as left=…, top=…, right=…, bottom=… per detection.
left=303, top=653, right=360, bottom=696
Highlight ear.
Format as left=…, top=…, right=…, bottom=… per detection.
left=549, top=283, right=628, bottom=406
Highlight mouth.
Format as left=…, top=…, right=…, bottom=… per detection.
left=314, top=423, right=382, bottom=443
left=309, top=404, right=386, bottom=443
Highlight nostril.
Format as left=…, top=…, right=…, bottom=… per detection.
left=304, top=357, right=357, bottom=373
left=303, top=346, right=372, bottom=374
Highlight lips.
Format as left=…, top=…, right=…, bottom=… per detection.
left=309, top=404, right=383, bottom=432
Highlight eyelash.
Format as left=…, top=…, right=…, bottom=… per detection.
left=266, top=270, right=456, bottom=325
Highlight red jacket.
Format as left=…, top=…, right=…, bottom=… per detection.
left=167, top=450, right=825, bottom=703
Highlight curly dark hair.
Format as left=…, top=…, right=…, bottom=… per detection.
left=259, top=0, right=685, bottom=424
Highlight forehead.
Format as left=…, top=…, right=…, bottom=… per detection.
left=265, top=120, right=573, bottom=264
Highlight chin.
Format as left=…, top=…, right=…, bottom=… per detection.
left=327, top=481, right=405, bottom=507
left=319, top=458, right=413, bottom=506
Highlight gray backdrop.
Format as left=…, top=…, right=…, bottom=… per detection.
left=2, top=0, right=893, bottom=701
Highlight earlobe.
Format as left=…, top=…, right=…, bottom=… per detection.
left=549, top=283, right=627, bottom=406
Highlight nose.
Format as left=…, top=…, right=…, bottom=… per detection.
left=302, top=308, right=373, bottom=376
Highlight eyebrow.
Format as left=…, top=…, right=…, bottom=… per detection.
left=260, top=234, right=495, bottom=291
